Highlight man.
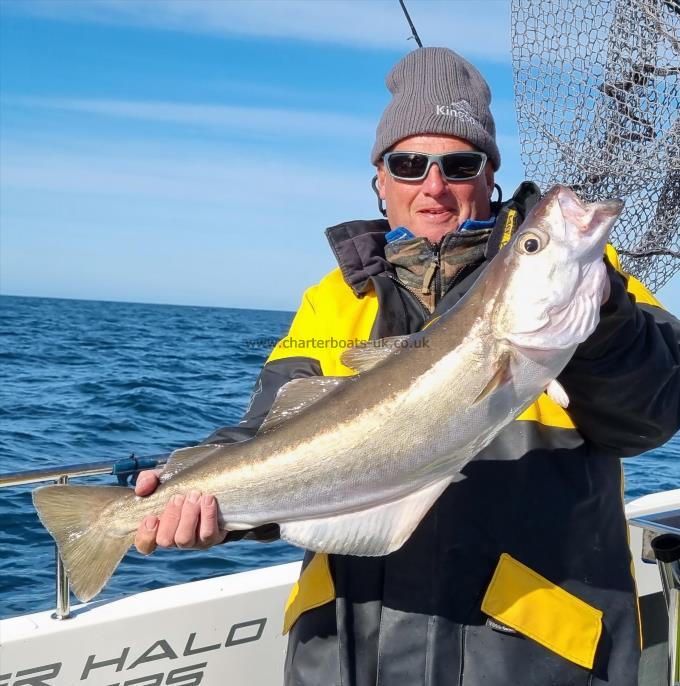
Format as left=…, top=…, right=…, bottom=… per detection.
left=134, top=48, right=680, bottom=685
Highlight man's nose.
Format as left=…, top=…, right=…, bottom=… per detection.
left=422, top=162, right=447, bottom=195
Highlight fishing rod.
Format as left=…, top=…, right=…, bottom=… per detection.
left=398, top=0, right=423, bottom=47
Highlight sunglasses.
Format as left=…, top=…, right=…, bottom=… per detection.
left=382, top=151, right=487, bottom=181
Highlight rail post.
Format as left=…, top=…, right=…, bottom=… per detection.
left=51, top=475, right=71, bottom=620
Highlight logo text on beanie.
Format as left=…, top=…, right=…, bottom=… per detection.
left=435, top=100, right=479, bottom=129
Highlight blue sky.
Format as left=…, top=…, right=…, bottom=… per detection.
left=1, top=0, right=678, bottom=314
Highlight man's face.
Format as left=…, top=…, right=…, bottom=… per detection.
left=376, top=134, right=495, bottom=243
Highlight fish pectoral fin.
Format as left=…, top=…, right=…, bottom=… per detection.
left=546, top=379, right=570, bottom=408
left=339, top=334, right=414, bottom=373
left=279, top=478, right=452, bottom=556
left=161, top=444, right=226, bottom=482
left=473, top=350, right=514, bottom=405
left=258, top=376, right=348, bottom=433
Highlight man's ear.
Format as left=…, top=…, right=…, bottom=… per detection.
left=376, top=163, right=387, bottom=200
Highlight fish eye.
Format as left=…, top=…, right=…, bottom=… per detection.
left=515, top=231, right=547, bottom=255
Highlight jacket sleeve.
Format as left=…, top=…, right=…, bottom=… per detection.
left=202, top=357, right=322, bottom=443
left=201, top=287, right=325, bottom=541
left=558, top=260, right=680, bottom=457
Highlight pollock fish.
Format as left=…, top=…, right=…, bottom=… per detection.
left=33, top=185, right=623, bottom=602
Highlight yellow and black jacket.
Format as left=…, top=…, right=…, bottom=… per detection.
left=206, top=183, right=680, bottom=686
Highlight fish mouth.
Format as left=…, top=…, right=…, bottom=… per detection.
left=554, top=185, right=624, bottom=238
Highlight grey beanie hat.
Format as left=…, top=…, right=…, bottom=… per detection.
left=371, top=47, right=500, bottom=170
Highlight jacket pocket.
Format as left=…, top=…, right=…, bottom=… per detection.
left=481, top=553, right=603, bottom=670
left=283, top=553, right=336, bottom=634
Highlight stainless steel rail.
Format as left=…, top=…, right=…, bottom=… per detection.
left=0, top=454, right=168, bottom=619
left=0, top=454, right=168, bottom=488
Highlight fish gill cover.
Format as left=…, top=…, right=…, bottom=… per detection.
left=511, top=0, right=680, bottom=292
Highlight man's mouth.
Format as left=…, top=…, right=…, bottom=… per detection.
left=417, top=207, right=458, bottom=221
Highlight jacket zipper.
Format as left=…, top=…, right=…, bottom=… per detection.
left=433, top=249, right=441, bottom=300
left=422, top=239, right=442, bottom=301
left=420, top=244, right=441, bottom=298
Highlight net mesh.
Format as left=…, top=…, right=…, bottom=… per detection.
left=511, top=0, right=680, bottom=291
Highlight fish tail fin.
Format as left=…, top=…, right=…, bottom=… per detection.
left=33, top=484, right=136, bottom=602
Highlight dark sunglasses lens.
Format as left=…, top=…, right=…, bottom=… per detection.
left=441, top=153, right=484, bottom=179
left=387, top=153, right=429, bottom=178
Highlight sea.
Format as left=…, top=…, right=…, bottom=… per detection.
left=1, top=294, right=678, bottom=618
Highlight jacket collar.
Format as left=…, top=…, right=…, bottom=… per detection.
left=325, top=182, right=541, bottom=297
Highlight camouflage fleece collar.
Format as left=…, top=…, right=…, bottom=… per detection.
left=385, top=229, right=491, bottom=312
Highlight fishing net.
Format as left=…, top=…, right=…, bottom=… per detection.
left=511, top=0, right=680, bottom=291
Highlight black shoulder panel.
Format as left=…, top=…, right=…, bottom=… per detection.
left=325, top=219, right=391, bottom=296
left=559, top=263, right=680, bottom=456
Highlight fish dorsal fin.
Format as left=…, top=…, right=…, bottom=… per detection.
left=340, top=335, right=413, bottom=373
left=160, top=444, right=223, bottom=482
left=473, top=350, right=513, bottom=404
left=258, top=377, right=347, bottom=434
left=279, top=477, right=452, bottom=556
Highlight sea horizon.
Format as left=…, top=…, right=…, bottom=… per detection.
left=0, top=292, right=296, bottom=315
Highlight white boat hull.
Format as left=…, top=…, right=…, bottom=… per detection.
left=0, top=562, right=300, bottom=686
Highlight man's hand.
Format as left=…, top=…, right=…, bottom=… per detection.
left=133, top=469, right=226, bottom=555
